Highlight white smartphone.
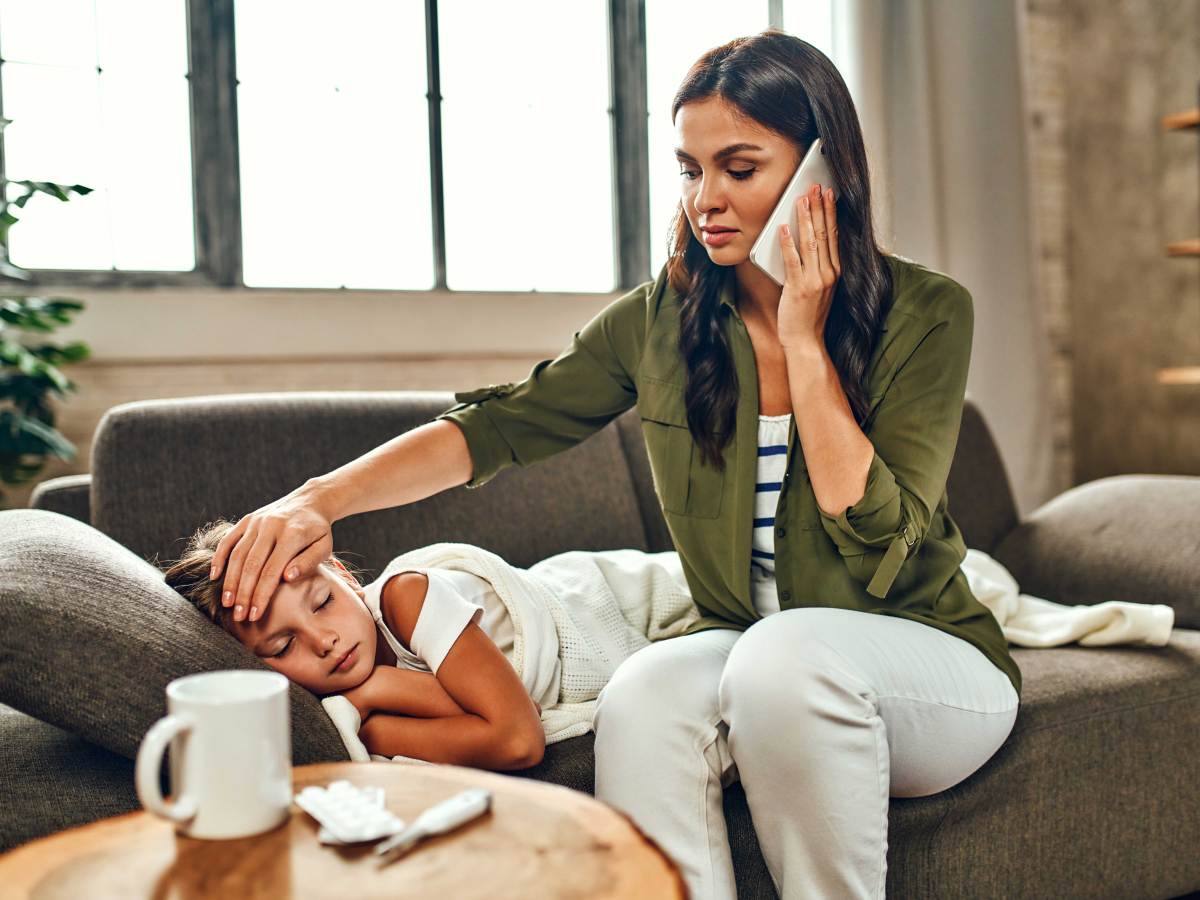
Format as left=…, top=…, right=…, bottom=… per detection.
left=748, top=137, right=839, bottom=287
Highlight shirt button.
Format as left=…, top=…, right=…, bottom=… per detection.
left=780, top=590, right=792, bottom=603
left=776, top=526, right=787, bottom=538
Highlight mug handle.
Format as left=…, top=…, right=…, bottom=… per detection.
left=135, top=714, right=199, bottom=823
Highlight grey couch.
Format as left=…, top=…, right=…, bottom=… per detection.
left=1, top=391, right=1198, bottom=899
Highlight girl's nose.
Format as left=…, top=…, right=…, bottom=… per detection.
left=317, top=630, right=339, bottom=654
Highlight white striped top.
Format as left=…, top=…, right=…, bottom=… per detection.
left=751, top=413, right=791, bottom=617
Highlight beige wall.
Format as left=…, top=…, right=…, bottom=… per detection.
left=9, top=354, right=552, bottom=511
left=7, top=283, right=617, bottom=510
left=1023, top=0, right=1200, bottom=485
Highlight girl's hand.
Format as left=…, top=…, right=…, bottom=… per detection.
left=340, top=667, right=388, bottom=720
left=776, top=183, right=841, bottom=350
left=209, top=483, right=335, bottom=623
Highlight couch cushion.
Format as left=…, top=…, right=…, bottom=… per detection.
left=28, top=473, right=92, bottom=525
left=0, top=703, right=139, bottom=852
left=90, top=392, right=655, bottom=581
left=992, top=474, right=1200, bottom=630
left=945, top=398, right=1020, bottom=556
left=909, top=633, right=1200, bottom=898
left=508, top=631, right=1200, bottom=899
left=0, top=509, right=349, bottom=765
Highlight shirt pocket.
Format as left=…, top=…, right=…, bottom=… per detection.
left=636, top=378, right=724, bottom=520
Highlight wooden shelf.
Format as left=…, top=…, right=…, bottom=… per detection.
left=1167, top=239, right=1200, bottom=256
left=1156, top=367, right=1200, bottom=385
left=1162, top=107, right=1199, bottom=131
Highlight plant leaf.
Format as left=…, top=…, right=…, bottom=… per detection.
left=0, top=408, right=76, bottom=459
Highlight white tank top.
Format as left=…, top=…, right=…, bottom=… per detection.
left=751, top=413, right=791, bottom=617
left=361, top=567, right=515, bottom=676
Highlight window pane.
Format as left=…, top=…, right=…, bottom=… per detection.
left=96, top=0, right=189, bottom=73
left=235, top=0, right=433, bottom=289
left=782, top=0, right=834, bottom=60
left=0, top=0, right=97, bottom=67
left=645, top=5, right=773, bottom=278
left=100, top=71, right=195, bottom=270
left=0, top=1, right=194, bottom=271
left=3, top=64, right=110, bottom=269
left=439, top=0, right=613, bottom=293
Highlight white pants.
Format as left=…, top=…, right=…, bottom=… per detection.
left=592, top=607, right=1020, bottom=900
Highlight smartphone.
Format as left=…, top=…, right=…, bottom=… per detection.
left=748, top=137, right=838, bottom=287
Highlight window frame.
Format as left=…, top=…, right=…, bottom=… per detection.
left=0, top=0, right=783, bottom=293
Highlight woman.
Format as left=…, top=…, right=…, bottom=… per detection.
left=210, top=30, right=1020, bottom=900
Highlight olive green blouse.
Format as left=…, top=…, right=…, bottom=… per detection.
left=435, top=254, right=1022, bottom=699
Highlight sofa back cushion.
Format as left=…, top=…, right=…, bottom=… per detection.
left=92, top=392, right=658, bottom=581
left=947, top=398, right=1021, bottom=555
left=91, top=391, right=1014, bottom=575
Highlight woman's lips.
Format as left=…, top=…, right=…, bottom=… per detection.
left=702, top=230, right=737, bottom=246
left=333, top=644, right=358, bottom=673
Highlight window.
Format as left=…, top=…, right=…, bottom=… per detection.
left=234, top=1, right=433, bottom=290
left=438, top=0, right=613, bottom=292
left=0, top=0, right=835, bottom=292
left=0, top=0, right=194, bottom=272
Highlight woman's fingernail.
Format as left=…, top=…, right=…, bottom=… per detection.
left=234, top=604, right=244, bottom=618
left=209, top=566, right=216, bottom=579
left=287, top=567, right=298, bottom=580
left=223, top=590, right=233, bottom=605
left=250, top=606, right=259, bottom=621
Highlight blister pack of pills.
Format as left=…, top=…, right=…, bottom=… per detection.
left=294, top=779, right=407, bottom=845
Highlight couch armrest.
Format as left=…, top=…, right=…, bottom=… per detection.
left=28, top=474, right=91, bottom=524
left=990, top=474, right=1200, bottom=629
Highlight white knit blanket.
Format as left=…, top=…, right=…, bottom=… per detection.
left=322, top=543, right=700, bottom=764
left=321, top=544, right=1175, bottom=765
left=961, top=547, right=1174, bottom=647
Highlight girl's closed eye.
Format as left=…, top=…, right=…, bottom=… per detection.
left=269, top=593, right=333, bottom=657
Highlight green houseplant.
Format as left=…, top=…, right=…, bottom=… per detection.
left=0, top=114, right=93, bottom=508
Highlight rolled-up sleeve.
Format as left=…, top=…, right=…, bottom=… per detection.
left=817, top=286, right=973, bottom=599
left=435, top=279, right=653, bottom=489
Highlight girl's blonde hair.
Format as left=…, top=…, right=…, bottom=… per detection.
left=161, top=518, right=362, bottom=631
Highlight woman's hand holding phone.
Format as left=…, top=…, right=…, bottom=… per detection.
left=777, top=182, right=842, bottom=350
left=209, top=483, right=336, bottom=623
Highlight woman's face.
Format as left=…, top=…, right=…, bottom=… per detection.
left=229, top=561, right=378, bottom=696
left=674, top=96, right=803, bottom=263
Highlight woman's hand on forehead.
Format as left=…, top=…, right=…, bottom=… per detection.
left=209, top=485, right=336, bottom=624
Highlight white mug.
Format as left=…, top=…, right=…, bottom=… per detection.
left=135, top=670, right=292, bottom=839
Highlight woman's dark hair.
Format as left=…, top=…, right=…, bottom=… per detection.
left=667, top=28, right=895, bottom=470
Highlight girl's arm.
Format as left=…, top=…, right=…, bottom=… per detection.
left=358, top=712, right=542, bottom=770
left=369, top=572, right=545, bottom=769
left=340, top=666, right=468, bottom=719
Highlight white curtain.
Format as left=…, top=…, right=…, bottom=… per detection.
left=824, top=0, right=1055, bottom=518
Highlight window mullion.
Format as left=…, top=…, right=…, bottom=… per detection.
left=188, top=0, right=242, bottom=287
left=609, top=0, right=650, bottom=290
left=425, top=0, right=447, bottom=291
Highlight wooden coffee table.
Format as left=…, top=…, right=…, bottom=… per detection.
left=0, top=761, right=686, bottom=899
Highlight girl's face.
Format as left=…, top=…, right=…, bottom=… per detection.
left=674, top=95, right=803, bottom=263
left=230, top=561, right=378, bottom=696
